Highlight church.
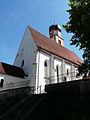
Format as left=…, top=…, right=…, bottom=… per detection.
left=0, top=24, right=83, bottom=93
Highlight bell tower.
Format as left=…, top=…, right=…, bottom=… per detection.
left=49, top=23, right=64, bottom=46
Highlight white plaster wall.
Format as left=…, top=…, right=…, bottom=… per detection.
left=14, top=27, right=37, bottom=87
left=0, top=74, right=26, bottom=90
left=74, top=67, right=82, bottom=80
left=58, top=31, right=61, bottom=38
left=71, top=66, right=82, bottom=80
left=36, top=51, right=50, bottom=93
left=49, top=55, right=54, bottom=84
left=71, top=65, right=75, bottom=80
left=56, top=36, right=64, bottom=46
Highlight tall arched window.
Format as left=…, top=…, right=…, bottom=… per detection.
left=56, top=65, right=60, bottom=83
left=66, top=68, right=69, bottom=76
left=65, top=67, right=71, bottom=81
left=21, top=60, right=24, bottom=67
left=0, top=79, right=4, bottom=88
left=44, top=60, right=48, bottom=78
left=44, top=60, right=49, bottom=84
left=44, top=61, right=47, bottom=67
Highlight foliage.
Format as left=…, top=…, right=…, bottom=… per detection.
left=63, top=0, right=90, bottom=77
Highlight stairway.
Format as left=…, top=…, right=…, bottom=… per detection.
left=21, top=94, right=46, bottom=120
left=0, top=94, right=46, bottom=120
left=5, top=111, right=17, bottom=120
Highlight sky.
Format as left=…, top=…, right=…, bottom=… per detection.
left=0, top=0, right=83, bottom=65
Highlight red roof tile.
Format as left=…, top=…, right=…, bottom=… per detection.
left=0, top=62, right=25, bottom=78
left=28, top=26, right=83, bottom=65
left=0, top=62, right=5, bottom=74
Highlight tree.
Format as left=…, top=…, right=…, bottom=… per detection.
left=63, top=0, right=90, bottom=77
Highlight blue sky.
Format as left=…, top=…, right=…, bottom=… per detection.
left=0, top=0, right=83, bottom=64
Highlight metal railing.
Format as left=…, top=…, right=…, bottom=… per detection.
left=28, top=85, right=45, bottom=94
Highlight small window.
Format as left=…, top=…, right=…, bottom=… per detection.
left=44, top=61, right=47, bottom=67
left=64, top=76, right=67, bottom=81
left=0, top=79, right=4, bottom=87
left=66, top=69, right=69, bottom=76
left=56, top=65, right=60, bottom=83
left=58, top=40, right=61, bottom=45
left=21, top=60, right=24, bottom=67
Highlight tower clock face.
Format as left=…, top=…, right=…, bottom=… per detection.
left=53, top=31, right=57, bottom=35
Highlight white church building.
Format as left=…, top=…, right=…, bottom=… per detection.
left=0, top=24, right=83, bottom=93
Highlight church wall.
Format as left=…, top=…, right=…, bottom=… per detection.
left=36, top=51, right=50, bottom=93
left=53, top=56, right=77, bottom=83
left=53, top=57, right=76, bottom=83
left=13, top=26, right=82, bottom=93
left=36, top=49, right=81, bottom=93
left=64, top=62, right=82, bottom=81
left=14, top=27, right=37, bottom=88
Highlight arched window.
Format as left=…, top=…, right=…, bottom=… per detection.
left=44, top=61, right=47, bottom=67
left=58, top=40, right=61, bottom=45
left=44, top=60, right=49, bottom=84
left=56, top=65, right=60, bottom=83
left=0, top=79, right=4, bottom=87
left=66, top=68, right=71, bottom=81
left=66, top=69, right=69, bottom=76
left=21, top=60, right=24, bottom=67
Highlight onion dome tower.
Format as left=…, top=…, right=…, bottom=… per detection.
left=49, top=23, right=64, bottom=46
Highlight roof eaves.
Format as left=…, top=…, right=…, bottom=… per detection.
left=38, top=47, right=80, bottom=66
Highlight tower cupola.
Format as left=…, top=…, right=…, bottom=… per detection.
left=49, top=24, right=64, bottom=46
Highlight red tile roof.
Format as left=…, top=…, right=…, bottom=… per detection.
left=28, top=26, right=83, bottom=65
left=0, top=62, right=25, bottom=78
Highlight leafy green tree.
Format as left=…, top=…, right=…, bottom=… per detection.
left=63, top=0, right=90, bottom=77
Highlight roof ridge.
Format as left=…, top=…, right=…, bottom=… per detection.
left=28, top=25, right=67, bottom=48
left=28, top=25, right=49, bottom=39
left=28, top=26, right=78, bottom=54
left=28, top=25, right=64, bottom=43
